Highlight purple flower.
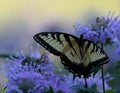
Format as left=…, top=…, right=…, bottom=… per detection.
left=99, top=29, right=106, bottom=44
left=84, top=31, right=99, bottom=43
left=2, top=46, right=73, bottom=93
left=30, top=45, right=41, bottom=58
left=1, top=45, right=112, bottom=93
left=6, top=65, right=49, bottom=93
left=116, top=47, right=120, bottom=55
left=74, top=12, right=120, bottom=46
left=70, top=73, right=112, bottom=92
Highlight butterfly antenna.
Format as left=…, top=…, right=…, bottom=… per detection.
left=101, top=67, right=105, bottom=93
left=84, top=78, right=88, bottom=88
left=101, top=43, right=103, bottom=50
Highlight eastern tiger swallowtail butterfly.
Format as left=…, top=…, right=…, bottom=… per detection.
left=33, top=32, right=109, bottom=81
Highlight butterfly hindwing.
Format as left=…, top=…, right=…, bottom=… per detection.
left=81, top=39, right=109, bottom=67
left=60, top=37, right=109, bottom=77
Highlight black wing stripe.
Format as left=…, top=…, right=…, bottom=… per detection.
left=95, top=46, right=99, bottom=52
left=42, top=33, right=48, bottom=37
left=56, top=34, right=64, bottom=46
left=34, top=35, right=62, bottom=56
left=64, top=34, right=79, bottom=57
left=64, top=34, right=73, bottom=48
left=91, top=57, right=109, bottom=67
left=91, top=44, right=96, bottom=53
left=51, top=34, right=56, bottom=39
left=86, top=42, right=92, bottom=53
left=83, top=41, right=91, bottom=55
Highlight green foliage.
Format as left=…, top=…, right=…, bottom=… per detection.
left=71, top=84, right=100, bottom=93
left=92, top=66, right=102, bottom=77
left=106, top=90, right=116, bottom=93
left=21, top=57, right=38, bottom=66
left=45, top=86, right=63, bottom=93
left=105, top=38, right=113, bottom=46
left=0, top=54, right=24, bottom=59
left=115, top=61, right=120, bottom=69
left=19, top=80, right=35, bottom=93
left=45, top=86, right=54, bottom=93
left=0, top=85, right=5, bottom=93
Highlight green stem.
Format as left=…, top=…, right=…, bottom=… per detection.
left=101, top=67, right=105, bottom=93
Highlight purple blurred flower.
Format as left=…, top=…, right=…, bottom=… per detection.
left=1, top=45, right=112, bottom=93
left=99, top=29, right=106, bottom=44
left=2, top=46, right=73, bottom=93
left=30, top=45, right=41, bottom=58
left=84, top=31, right=99, bottom=43
left=69, top=73, right=112, bottom=92
left=73, top=12, right=120, bottom=46
left=6, top=64, right=49, bottom=93
left=116, top=47, right=120, bottom=55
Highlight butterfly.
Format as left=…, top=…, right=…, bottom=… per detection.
left=33, top=32, right=109, bottom=88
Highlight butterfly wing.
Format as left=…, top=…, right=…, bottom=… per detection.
left=60, top=37, right=110, bottom=78
left=33, top=32, right=81, bottom=64
left=33, top=32, right=109, bottom=78
left=81, top=39, right=109, bottom=67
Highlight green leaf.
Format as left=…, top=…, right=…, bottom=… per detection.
left=56, top=90, right=63, bottom=93
left=45, top=86, right=63, bottom=93
left=92, top=66, right=102, bottom=77
left=106, top=89, right=116, bottom=93
left=3, top=86, right=7, bottom=92
left=71, top=84, right=100, bottom=93
left=89, top=84, right=99, bottom=93
left=0, top=54, right=27, bottom=59
left=105, top=38, right=113, bottom=46
left=90, top=84, right=97, bottom=90
left=45, top=86, right=54, bottom=93
left=0, top=54, right=12, bottom=58
left=115, top=61, right=120, bottom=69
left=71, top=84, right=85, bottom=90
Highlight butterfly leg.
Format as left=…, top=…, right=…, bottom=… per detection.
left=84, top=78, right=88, bottom=88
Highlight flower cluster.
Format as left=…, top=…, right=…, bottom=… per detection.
left=72, top=73, right=113, bottom=92
left=73, top=12, right=120, bottom=47
left=1, top=46, right=72, bottom=93
left=1, top=45, right=112, bottom=93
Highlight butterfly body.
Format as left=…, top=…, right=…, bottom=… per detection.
left=33, top=32, right=109, bottom=78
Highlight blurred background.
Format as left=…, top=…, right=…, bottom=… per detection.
left=0, top=0, right=120, bottom=53
left=0, top=0, right=120, bottom=92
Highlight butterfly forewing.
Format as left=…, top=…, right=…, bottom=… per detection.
left=34, top=32, right=81, bottom=64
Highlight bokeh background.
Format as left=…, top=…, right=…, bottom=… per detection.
left=0, top=0, right=120, bottom=92
left=0, top=0, right=120, bottom=52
